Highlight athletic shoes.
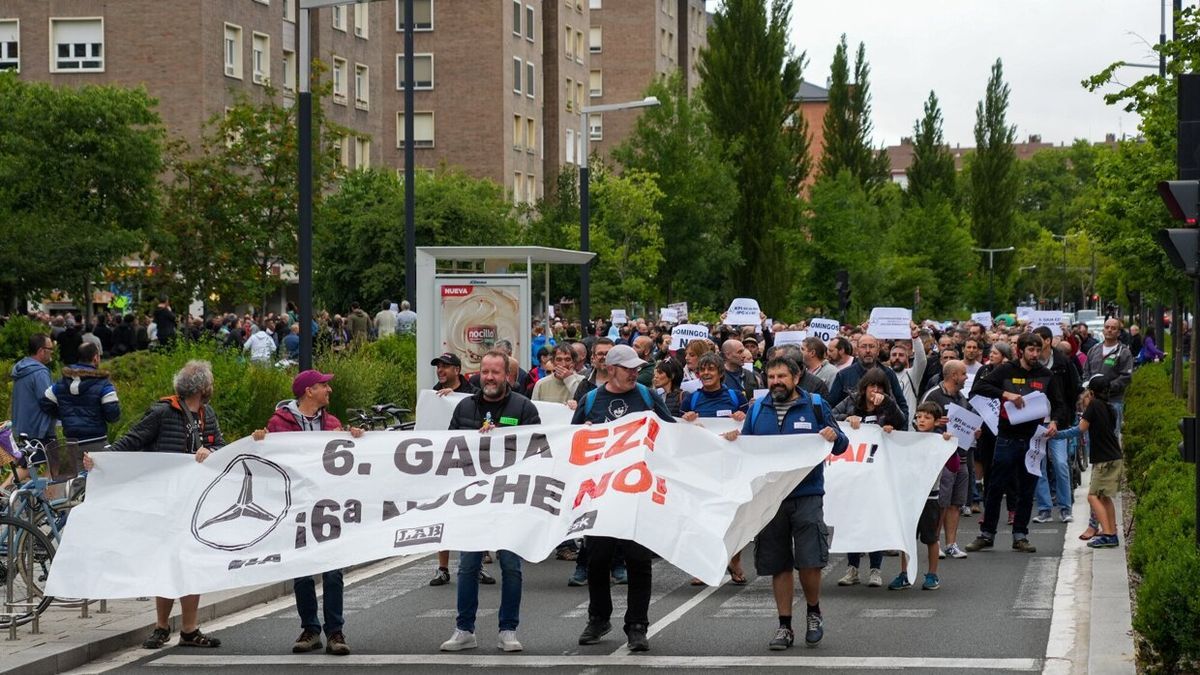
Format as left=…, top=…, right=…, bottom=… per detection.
left=429, top=567, right=451, bottom=586
left=937, top=546, right=946, bottom=559
left=440, top=629, right=477, bottom=651
left=1060, top=509, right=1075, bottom=523
left=1012, top=539, right=1038, bottom=553
left=804, top=612, right=824, bottom=647
left=922, top=573, right=941, bottom=590
left=1032, top=511, right=1053, bottom=524
left=497, top=630, right=523, bottom=652
left=964, top=536, right=994, bottom=552
left=479, top=569, right=497, bottom=585
left=611, top=565, right=629, bottom=585
left=1087, top=534, right=1120, bottom=549
left=836, top=567, right=860, bottom=586
left=944, top=543, right=969, bottom=559
left=867, top=568, right=883, bottom=587
left=568, top=567, right=588, bottom=587
left=769, top=626, right=794, bottom=651
left=625, top=623, right=650, bottom=652
left=887, top=572, right=912, bottom=590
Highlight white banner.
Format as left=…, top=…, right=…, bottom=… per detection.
left=725, top=298, right=761, bottom=326
left=867, top=307, right=912, bottom=340
left=611, top=309, right=628, bottom=325
left=668, top=302, right=689, bottom=322
left=670, top=323, right=710, bottom=351
left=946, top=403, right=982, bottom=450
left=1016, top=306, right=1035, bottom=321
left=773, top=330, right=807, bottom=346
left=969, top=395, right=1000, bottom=435
left=1030, top=310, right=1063, bottom=336
left=807, top=318, right=840, bottom=343
left=971, top=311, right=993, bottom=329
left=661, top=308, right=678, bottom=324
left=46, top=414, right=832, bottom=599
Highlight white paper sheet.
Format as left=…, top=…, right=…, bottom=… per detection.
left=1003, top=390, right=1050, bottom=425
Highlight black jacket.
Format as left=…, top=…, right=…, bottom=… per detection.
left=972, top=360, right=1062, bottom=440
left=448, top=388, right=541, bottom=430
left=831, top=394, right=909, bottom=431
left=1043, top=352, right=1081, bottom=428
left=110, top=396, right=225, bottom=454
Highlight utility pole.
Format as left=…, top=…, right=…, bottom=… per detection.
left=973, top=247, right=1015, bottom=315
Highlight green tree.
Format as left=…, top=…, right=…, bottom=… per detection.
left=699, top=0, right=809, bottom=313
left=818, top=36, right=890, bottom=190
left=0, top=74, right=163, bottom=311
left=587, top=169, right=666, bottom=310
left=612, top=72, right=739, bottom=309
left=905, top=91, right=958, bottom=206
left=885, top=200, right=977, bottom=316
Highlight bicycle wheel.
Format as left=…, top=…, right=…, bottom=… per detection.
left=0, top=515, right=56, bottom=628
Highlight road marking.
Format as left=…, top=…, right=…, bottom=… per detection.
left=1011, top=557, right=1057, bottom=619
left=859, top=608, right=936, bottom=618
left=417, top=608, right=496, bottom=619
left=609, top=581, right=725, bottom=654
left=62, top=554, right=431, bottom=675
left=146, top=654, right=1043, bottom=670
left=1043, top=476, right=1090, bottom=674
left=712, top=576, right=775, bottom=618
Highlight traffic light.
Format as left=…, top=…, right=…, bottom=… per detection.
left=1157, top=181, right=1199, bottom=223
left=835, top=270, right=851, bottom=312
left=1156, top=180, right=1200, bottom=277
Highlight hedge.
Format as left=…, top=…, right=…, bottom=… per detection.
left=1122, top=364, right=1200, bottom=672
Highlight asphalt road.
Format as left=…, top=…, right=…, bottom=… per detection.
left=68, top=515, right=1070, bottom=675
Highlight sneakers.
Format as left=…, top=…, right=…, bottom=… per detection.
left=497, top=630, right=523, bottom=652
left=325, top=631, right=350, bottom=656
left=1012, top=539, right=1037, bottom=553
left=568, top=566, right=588, bottom=587
left=887, top=572, right=911, bottom=590
left=578, top=618, right=612, bottom=645
left=960, top=505, right=973, bottom=516
left=292, top=629, right=322, bottom=653
left=867, top=568, right=883, bottom=587
left=479, top=569, right=496, bottom=585
left=1060, top=509, right=1074, bottom=523
left=611, top=565, right=628, bottom=585
left=142, top=627, right=171, bottom=649
left=804, top=612, right=824, bottom=646
left=768, top=626, right=794, bottom=651
left=430, top=566, right=451, bottom=586
left=1032, top=511, right=1053, bottom=524
left=178, top=628, right=221, bottom=648
left=625, top=623, right=650, bottom=652
left=937, top=546, right=946, bottom=559
left=440, top=629, right=478, bottom=651
left=944, top=543, right=969, bottom=559
left=922, top=573, right=941, bottom=590
left=836, top=566, right=860, bottom=586
left=1087, top=534, right=1120, bottom=549
left=964, top=536, right=993, bottom=552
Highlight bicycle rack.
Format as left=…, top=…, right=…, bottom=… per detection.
left=4, top=501, right=42, bottom=639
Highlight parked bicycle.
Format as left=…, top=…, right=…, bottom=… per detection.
left=343, top=403, right=414, bottom=431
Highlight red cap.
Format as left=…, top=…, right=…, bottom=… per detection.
left=292, top=369, right=334, bottom=398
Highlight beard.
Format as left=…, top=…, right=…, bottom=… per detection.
left=770, top=384, right=791, bottom=402
left=890, top=361, right=905, bottom=372
left=482, top=382, right=504, bottom=398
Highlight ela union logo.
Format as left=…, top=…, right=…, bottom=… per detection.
left=191, top=455, right=292, bottom=552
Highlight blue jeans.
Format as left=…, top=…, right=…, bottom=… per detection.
left=457, top=550, right=522, bottom=633
left=294, top=569, right=344, bottom=636
left=1111, top=401, right=1124, bottom=442
left=981, top=436, right=1038, bottom=541
left=1035, top=436, right=1072, bottom=513
left=847, top=551, right=884, bottom=569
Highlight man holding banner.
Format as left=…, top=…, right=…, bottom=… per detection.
left=728, top=356, right=848, bottom=651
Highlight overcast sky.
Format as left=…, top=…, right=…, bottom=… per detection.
left=709, top=1, right=1164, bottom=148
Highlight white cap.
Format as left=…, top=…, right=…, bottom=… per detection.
left=605, top=344, right=647, bottom=369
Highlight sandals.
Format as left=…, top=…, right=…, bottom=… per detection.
left=179, top=628, right=222, bottom=648
left=1078, top=527, right=1098, bottom=541
left=727, top=566, right=748, bottom=585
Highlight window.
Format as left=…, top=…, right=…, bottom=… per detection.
left=282, top=49, right=295, bottom=92
left=332, top=5, right=346, bottom=31
left=355, top=64, right=369, bottom=109
left=566, top=129, right=576, bottom=164
left=52, top=18, right=104, bottom=72
left=397, top=0, right=434, bottom=31
left=575, top=81, right=584, bottom=109
left=252, top=33, right=269, bottom=85
left=526, top=117, right=536, bottom=153
left=526, top=174, right=536, bottom=205
left=589, top=113, right=602, bottom=140
left=512, top=56, right=522, bottom=94
left=512, top=1, right=521, bottom=35
left=590, top=0, right=601, bottom=8
left=0, top=20, right=18, bottom=71
left=283, top=0, right=295, bottom=23
left=589, top=26, right=601, bottom=53
left=526, top=61, right=535, bottom=98
left=589, top=69, right=602, bottom=97
left=354, top=3, right=369, bottom=38
left=333, top=135, right=350, bottom=168
left=513, top=173, right=524, bottom=205
left=575, top=30, right=584, bottom=63
left=564, top=26, right=573, bottom=60
left=396, top=53, right=433, bottom=89
left=564, top=77, right=573, bottom=111
left=397, top=111, right=434, bottom=147
left=660, top=28, right=668, bottom=56
left=355, top=138, right=371, bottom=169
left=223, top=23, right=242, bottom=78
left=513, top=114, right=524, bottom=149
left=332, top=57, right=347, bottom=103
left=525, top=5, right=535, bottom=41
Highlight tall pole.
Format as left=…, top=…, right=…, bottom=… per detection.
left=974, top=247, right=1014, bottom=315
left=403, top=0, right=416, bottom=309
left=298, top=8, right=313, bottom=371
left=579, top=110, right=590, bottom=330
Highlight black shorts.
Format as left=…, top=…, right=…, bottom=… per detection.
left=917, top=500, right=940, bottom=545
left=754, top=495, right=830, bottom=575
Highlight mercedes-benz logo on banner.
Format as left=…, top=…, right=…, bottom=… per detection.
left=190, top=454, right=292, bottom=551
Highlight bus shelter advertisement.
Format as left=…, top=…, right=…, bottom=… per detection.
left=435, top=278, right=527, bottom=377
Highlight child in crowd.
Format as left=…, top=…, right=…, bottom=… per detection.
left=890, top=401, right=953, bottom=590
left=1076, top=376, right=1123, bottom=548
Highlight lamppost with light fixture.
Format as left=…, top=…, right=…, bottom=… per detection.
left=974, top=246, right=1015, bottom=315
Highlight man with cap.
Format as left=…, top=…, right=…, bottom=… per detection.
left=252, top=370, right=364, bottom=656
left=433, top=353, right=478, bottom=395
left=571, top=344, right=674, bottom=653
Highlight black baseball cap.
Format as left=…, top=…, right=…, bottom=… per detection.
left=430, top=352, right=462, bottom=367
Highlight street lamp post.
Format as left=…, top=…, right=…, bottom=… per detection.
left=974, top=246, right=1015, bottom=315
left=578, top=96, right=660, bottom=330
left=297, top=0, right=388, bottom=371
left=1051, top=233, right=1077, bottom=312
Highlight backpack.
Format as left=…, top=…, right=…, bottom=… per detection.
left=584, top=383, right=655, bottom=418
left=749, top=392, right=825, bottom=431
left=688, top=388, right=741, bottom=414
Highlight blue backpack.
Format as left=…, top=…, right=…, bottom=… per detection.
left=584, top=383, right=655, bottom=418
left=688, top=387, right=742, bottom=414
left=748, top=392, right=825, bottom=431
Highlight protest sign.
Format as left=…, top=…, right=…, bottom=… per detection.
left=867, top=307, right=913, bottom=340
left=773, top=330, right=807, bottom=346
left=1030, top=310, right=1063, bottom=336
left=971, top=311, right=993, bottom=329
left=969, top=395, right=1000, bottom=435
left=946, top=403, right=983, bottom=450
left=1026, top=425, right=1050, bottom=477
left=1016, top=306, right=1035, bottom=321
left=46, top=413, right=831, bottom=598
left=670, top=323, right=710, bottom=351
left=548, top=305, right=556, bottom=319
left=611, top=309, right=627, bottom=325
left=725, top=298, right=761, bottom=326
left=807, top=318, right=840, bottom=342
left=661, top=308, right=678, bottom=324
left=668, top=302, right=689, bottom=322
left=1003, top=390, right=1050, bottom=425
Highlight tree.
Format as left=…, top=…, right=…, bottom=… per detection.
left=699, top=0, right=809, bottom=313
left=818, top=36, right=890, bottom=191
left=965, top=59, right=1021, bottom=302
left=587, top=169, right=666, bottom=311
left=0, top=74, right=163, bottom=312
left=612, top=72, right=739, bottom=309
left=905, top=91, right=957, bottom=206
left=885, top=200, right=977, bottom=316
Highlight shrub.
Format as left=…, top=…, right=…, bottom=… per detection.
left=0, top=316, right=47, bottom=361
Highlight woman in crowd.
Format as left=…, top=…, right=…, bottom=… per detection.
left=653, top=358, right=686, bottom=417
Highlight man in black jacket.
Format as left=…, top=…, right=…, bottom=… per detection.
left=1030, top=327, right=1080, bottom=524
left=966, top=333, right=1064, bottom=554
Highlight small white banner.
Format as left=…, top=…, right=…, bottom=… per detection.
left=1016, top=306, right=1035, bottom=321
left=773, top=330, right=807, bottom=346
left=946, top=403, right=982, bottom=450
left=725, top=298, right=761, bottom=326
left=668, top=302, right=689, bottom=322
left=661, top=308, right=678, bottom=324
left=867, top=307, right=913, bottom=340
left=969, top=395, right=1000, bottom=435
left=611, top=309, right=628, bottom=325
left=971, top=312, right=993, bottom=329
left=1030, top=310, right=1063, bottom=336
left=807, top=318, right=840, bottom=343
left=670, top=324, right=710, bottom=351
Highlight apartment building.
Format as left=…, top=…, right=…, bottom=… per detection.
left=540, top=0, right=590, bottom=192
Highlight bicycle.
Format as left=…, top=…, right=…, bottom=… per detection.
left=344, top=403, right=414, bottom=431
